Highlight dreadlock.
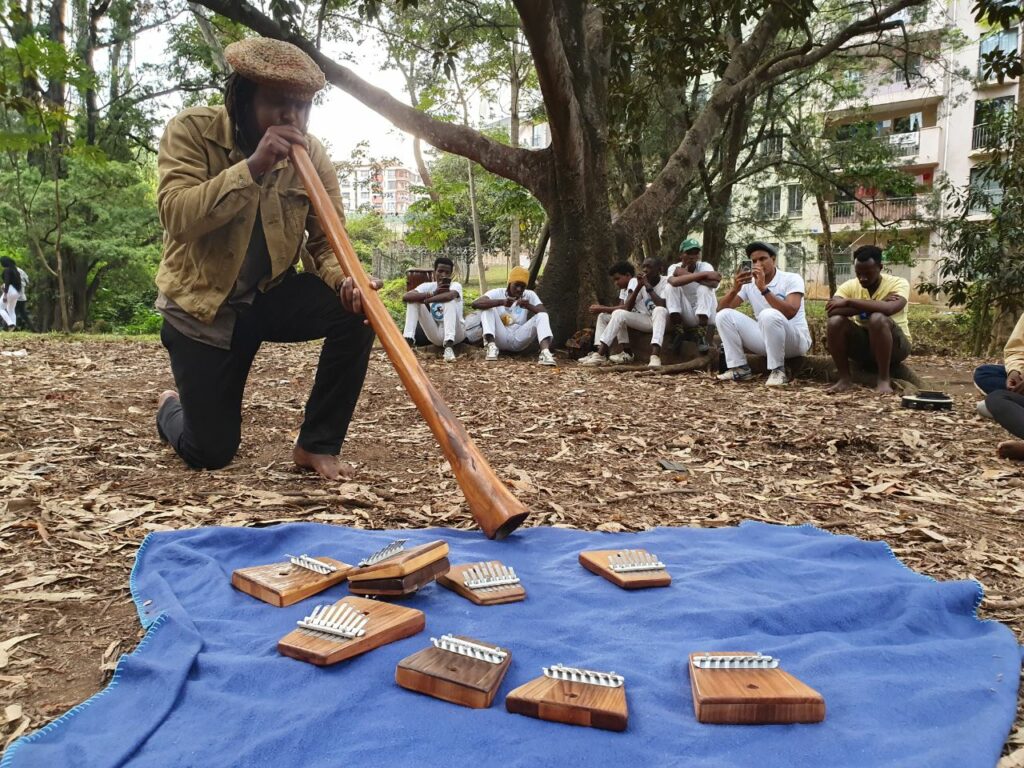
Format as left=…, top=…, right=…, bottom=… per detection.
left=224, top=72, right=259, bottom=155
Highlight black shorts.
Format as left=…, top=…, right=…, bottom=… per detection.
left=847, top=318, right=912, bottom=366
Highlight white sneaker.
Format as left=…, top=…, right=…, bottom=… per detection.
left=766, top=368, right=788, bottom=387
left=648, top=355, right=662, bottom=369
left=485, top=342, right=499, bottom=362
left=716, top=365, right=753, bottom=382
left=578, top=351, right=608, bottom=366
left=538, top=349, right=557, bottom=366
left=976, top=399, right=992, bottom=419
left=608, top=351, right=634, bottom=364
left=443, top=346, right=456, bottom=363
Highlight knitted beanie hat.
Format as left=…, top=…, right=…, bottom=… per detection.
left=224, top=37, right=326, bottom=100
left=508, top=266, right=530, bottom=286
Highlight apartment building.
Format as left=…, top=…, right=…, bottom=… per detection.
left=338, top=164, right=424, bottom=217
left=731, top=1, right=1019, bottom=301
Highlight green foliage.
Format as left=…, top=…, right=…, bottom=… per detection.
left=405, top=147, right=543, bottom=252
left=919, top=108, right=1024, bottom=354
left=345, top=211, right=395, bottom=264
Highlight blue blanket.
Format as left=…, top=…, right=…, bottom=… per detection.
left=4, top=522, right=1020, bottom=768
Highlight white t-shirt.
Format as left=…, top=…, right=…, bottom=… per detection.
left=16, top=268, right=28, bottom=301
left=415, top=281, right=463, bottom=323
left=482, top=287, right=542, bottom=326
left=669, top=261, right=715, bottom=303
left=617, top=277, right=638, bottom=304
left=633, top=276, right=668, bottom=317
left=739, top=269, right=809, bottom=337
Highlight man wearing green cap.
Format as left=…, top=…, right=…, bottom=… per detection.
left=664, top=239, right=720, bottom=353
left=153, top=37, right=376, bottom=481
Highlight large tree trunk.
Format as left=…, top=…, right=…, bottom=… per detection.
left=508, top=42, right=522, bottom=268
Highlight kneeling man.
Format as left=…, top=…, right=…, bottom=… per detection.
left=716, top=242, right=811, bottom=386
left=471, top=266, right=556, bottom=366
left=825, top=245, right=911, bottom=395
left=402, top=256, right=465, bottom=362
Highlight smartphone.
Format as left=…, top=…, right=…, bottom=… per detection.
left=740, top=259, right=752, bottom=272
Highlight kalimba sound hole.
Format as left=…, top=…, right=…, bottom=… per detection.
left=277, top=569, right=290, bottom=576
left=448, top=666, right=459, bottom=672
left=566, top=693, right=579, bottom=699
left=746, top=684, right=759, bottom=689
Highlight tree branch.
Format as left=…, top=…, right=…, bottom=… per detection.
left=192, top=0, right=550, bottom=197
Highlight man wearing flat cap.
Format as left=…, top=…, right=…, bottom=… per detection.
left=715, top=242, right=812, bottom=386
left=153, top=37, right=375, bottom=480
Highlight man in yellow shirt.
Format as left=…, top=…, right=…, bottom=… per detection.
left=825, top=245, right=911, bottom=395
left=154, top=38, right=376, bottom=480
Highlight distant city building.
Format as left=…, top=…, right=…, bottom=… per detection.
left=338, top=164, right=424, bottom=216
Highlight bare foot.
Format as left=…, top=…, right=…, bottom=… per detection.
left=158, top=389, right=178, bottom=410
left=997, top=441, right=1024, bottom=461
left=874, top=380, right=896, bottom=395
left=293, top=444, right=353, bottom=481
left=826, top=379, right=856, bottom=394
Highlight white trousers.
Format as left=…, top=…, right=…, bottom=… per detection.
left=481, top=309, right=553, bottom=351
left=0, top=286, right=17, bottom=327
left=403, top=301, right=465, bottom=346
left=600, top=307, right=668, bottom=348
left=595, top=312, right=628, bottom=347
left=716, top=307, right=812, bottom=371
left=665, top=284, right=717, bottom=327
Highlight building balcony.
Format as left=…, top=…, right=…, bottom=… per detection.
left=828, top=195, right=931, bottom=228
left=884, top=125, right=942, bottom=166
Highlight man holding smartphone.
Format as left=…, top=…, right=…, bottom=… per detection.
left=402, top=256, right=465, bottom=362
left=715, top=242, right=812, bottom=386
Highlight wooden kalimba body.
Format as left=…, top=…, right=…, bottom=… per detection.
left=347, top=539, right=450, bottom=597
left=436, top=561, right=525, bottom=605
left=232, top=554, right=352, bottom=607
left=396, top=634, right=512, bottom=709
left=578, top=549, right=671, bottom=589
left=277, top=595, right=424, bottom=666
left=505, top=664, right=629, bottom=731
left=687, top=652, right=825, bottom=724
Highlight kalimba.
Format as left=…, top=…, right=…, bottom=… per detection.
left=687, top=652, right=825, bottom=724
left=347, top=539, right=450, bottom=597
left=232, top=553, right=352, bottom=607
left=395, top=634, right=512, bottom=708
left=505, top=664, right=628, bottom=731
left=436, top=561, right=525, bottom=605
left=277, top=595, right=424, bottom=666
left=578, top=549, right=671, bottom=589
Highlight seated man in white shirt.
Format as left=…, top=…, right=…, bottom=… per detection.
left=580, top=258, right=669, bottom=368
left=470, top=265, right=556, bottom=366
left=402, top=256, right=465, bottom=362
left=664, top=238, right=720, bottom=353
left=579, top=261, right=638, bottom=365
left=715, top=242, right=812, bottom=386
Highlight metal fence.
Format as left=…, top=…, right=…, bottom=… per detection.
left=371, top=245, right=510, bottom=285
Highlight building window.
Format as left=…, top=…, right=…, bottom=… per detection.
left=757, top=187, right=782, bottom=219
left=759, top=134, right=784, bottom=158
left=787, top=186, right=804, bottom=218
left=969, top=167, right=1004, bottom=214
left=978, top=27, right=1019, bottom=79
left=973, top=96, right=1016, bottom=149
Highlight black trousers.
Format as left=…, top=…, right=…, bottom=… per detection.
left=986, top=389, right=1024, bottom=441
left=158, top=271, right=375, bottom=470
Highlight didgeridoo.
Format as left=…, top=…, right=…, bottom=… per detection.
left=290, top=145, right=529, bottom=540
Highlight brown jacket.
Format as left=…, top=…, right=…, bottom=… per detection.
left=155, top=106, right=345, bottom=323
